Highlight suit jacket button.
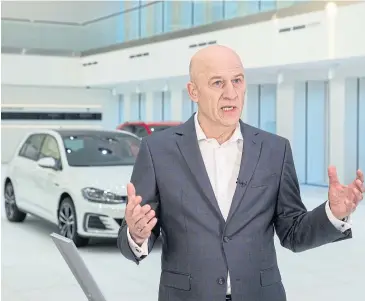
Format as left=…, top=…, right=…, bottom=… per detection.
left=217, top=277, right=226, bottom=285
left=223, top=236, right=230, bottom=243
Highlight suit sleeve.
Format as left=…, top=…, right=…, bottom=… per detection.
left=117, top=138, right=161, bottom=264
left=274, top=139, right=352, bottom=253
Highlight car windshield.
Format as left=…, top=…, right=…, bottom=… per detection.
left=61, top=132, right=140, bottom=167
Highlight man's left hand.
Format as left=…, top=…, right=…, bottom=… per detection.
left=328, top=166, right=364, bottom=220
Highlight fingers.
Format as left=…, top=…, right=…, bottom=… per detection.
left=328, top=166, right=340, bottom=185
left=354, top=179, right=365, bottom=193
left=125, top=195, right=142, bottom=216
left=356, top=169, right=364, bottom=184
left=351, top=181, right=364, bottom=203
left=134, top=209, right=156, bottom=232
left=127, top=182, right=135, bottom=197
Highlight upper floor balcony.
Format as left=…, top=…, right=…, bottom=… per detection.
left=1, top=0, right=307, bottom=57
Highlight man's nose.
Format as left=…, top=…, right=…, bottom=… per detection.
left=223, top=82, right=237, bottom=99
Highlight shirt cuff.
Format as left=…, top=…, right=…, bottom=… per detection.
left=127, top=227, right=149, bottom=257
left=325, top=201, right=352, bottom=232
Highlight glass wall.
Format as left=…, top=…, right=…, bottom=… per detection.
left=1, top=0, right=304, bottom=52
left=259, top=84, right=277, bottom=134
left=306, top=81, right=328, bottom=186
left=359, top=78, right=365, bottom=175
left=293, top=82, right=306, bottom=184
left=345, top=77, right=365, bottom=183
left=118, top=95, right=125, bottom=124
left=130, top=92, right=146, bottom=121
left=182, top=89, right=198, bottom=121
left=153, top=91, right=172, bottom=121
left=293, top=81, right=329, bottom=186
left=246, top=84, right=277, bottom=134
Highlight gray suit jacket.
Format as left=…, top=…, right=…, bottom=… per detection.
left=118, top=115, right=352, bottom=301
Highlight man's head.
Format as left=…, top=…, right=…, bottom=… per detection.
left=187, top=45, right=246, bottom=130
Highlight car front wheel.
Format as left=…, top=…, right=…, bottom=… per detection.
left=58, top=197, right=89, bottom=247
left=4, top=181, right=26, bottom=222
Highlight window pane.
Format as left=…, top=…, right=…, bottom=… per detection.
left=225, top=0, right=260, bottom=19
left=130, top=93, right=146, bottom=121
left=139, top=93, right=146, bottom=120
left=344, top=78, right=359, bottom=183
left=293, top=82, right=307, bottom=184
left=182, top=89, right=193, bottom=121
left=359, top=78, right=365, bottom=173
left=193, top=0, right=224, bottom=27
left=306, top=81, right=328, bottom=185
left=246, top=84, right=259, bottom=128
left=153, top=92, right=163, bottom=121
left=118, top=95, right=124, bottom=124
left=260, top=0, right=277, bottom=11
left=164, top=1, right=193, bottom=32
left=123, top=1, right=140, bottom=41
left=259, top=84, right=277, bottom=134
left=163, top=91, right=172, bottom=121
left=140, top=1, right=163, bottom=38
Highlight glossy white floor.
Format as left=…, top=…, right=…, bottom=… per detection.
left=1, top=165, right=364, bottom=301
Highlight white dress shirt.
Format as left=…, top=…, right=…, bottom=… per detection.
left=127, top=113, right=352, bottom=295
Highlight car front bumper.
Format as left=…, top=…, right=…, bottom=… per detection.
left=76, top=200, right=126, bottom=238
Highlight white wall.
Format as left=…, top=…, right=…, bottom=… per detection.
left=2, top=2, right=364, bottom=88
left=1, top=85, right=119, bottom=163
left=1, top=54, right=82, bottom=87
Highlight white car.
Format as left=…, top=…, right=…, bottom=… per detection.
left=3, top=128, right=141, bottom=247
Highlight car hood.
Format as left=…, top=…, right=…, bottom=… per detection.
left=65, top=165, right=134, bottom=196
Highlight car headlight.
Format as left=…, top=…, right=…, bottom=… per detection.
left=81, top=187, right=127, bottom=204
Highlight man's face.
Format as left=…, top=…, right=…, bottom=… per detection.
left=190, top=55, right=246, bottom=127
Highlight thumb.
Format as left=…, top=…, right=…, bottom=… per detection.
left=127, top=182, right=136, bottom=197
left=328, top=166, right=340, bottom=185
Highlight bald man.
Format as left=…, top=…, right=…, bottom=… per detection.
left=118, top=45, right=364, bottom=301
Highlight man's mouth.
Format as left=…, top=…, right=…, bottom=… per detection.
left=221, top=106, right=236, bottom=111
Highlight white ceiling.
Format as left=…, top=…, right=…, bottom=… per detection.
left=1, top=0, right=125, bottom=24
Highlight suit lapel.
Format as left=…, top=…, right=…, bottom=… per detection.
left=226, top=122, right=263, bottom=223
left=175, top=115, right=225, bottom=222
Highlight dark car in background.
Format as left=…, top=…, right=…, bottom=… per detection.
left=117, top=121, right=182, bottom=138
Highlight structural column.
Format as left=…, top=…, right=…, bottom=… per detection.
left=145, top=91, right=154, bottom=121
left=276, top=78, right=295, bottom=146
left=124, top=93, right=131, bottom=122
left=328, top=76, right=347, bottom=183
left=170, top=89, right=183, bottom=121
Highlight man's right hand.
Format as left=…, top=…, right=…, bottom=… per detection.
left=125, top=182, right=157, bottom=246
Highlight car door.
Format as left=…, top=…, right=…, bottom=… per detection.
left=36, top=134, right=63, bottom=221
left=12, top=134, right=46, bottom=211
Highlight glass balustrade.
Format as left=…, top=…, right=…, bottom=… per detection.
left=1, top=0, right=308, bottom=54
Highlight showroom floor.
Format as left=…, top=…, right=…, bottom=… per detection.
left=1, top=167, right=364, bottom=301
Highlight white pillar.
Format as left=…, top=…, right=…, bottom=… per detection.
left=241, top=92, right=248, bottom=122
left=124, top=93, right=131, bottom=121
left=328, top=76, right=346, bottom=183
left=145, top=91, right=154, bottom=122
left=170, top=89, right=183, bottom=121
left=276, top=80, right=295, bottom=145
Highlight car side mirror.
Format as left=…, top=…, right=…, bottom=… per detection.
left=38, top=157, right=57, bottom=170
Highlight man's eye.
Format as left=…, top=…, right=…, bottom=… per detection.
left=213, top=81, right=223, bottom=86
left=232, top=78, right=242, bottom=84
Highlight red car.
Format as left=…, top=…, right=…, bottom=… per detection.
left=117, top=121, right=182, bottom=137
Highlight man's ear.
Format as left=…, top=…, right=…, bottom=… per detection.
left=187, top=82, right=198, bottom=102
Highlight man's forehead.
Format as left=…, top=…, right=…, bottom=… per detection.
left=198, top=64, right=244, bottom=79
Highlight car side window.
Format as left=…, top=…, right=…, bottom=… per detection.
left=134, top=125, right=149, bottom=137
left=19, top=134, right=45, bottom=161
left=121, top=125, right=135, bottom=134
left=40, top=135, right=61, bottom=161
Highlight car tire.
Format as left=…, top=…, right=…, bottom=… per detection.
left=58, top=197, right=89, bottom=248
left=4, top=181, right=27, bottom=222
